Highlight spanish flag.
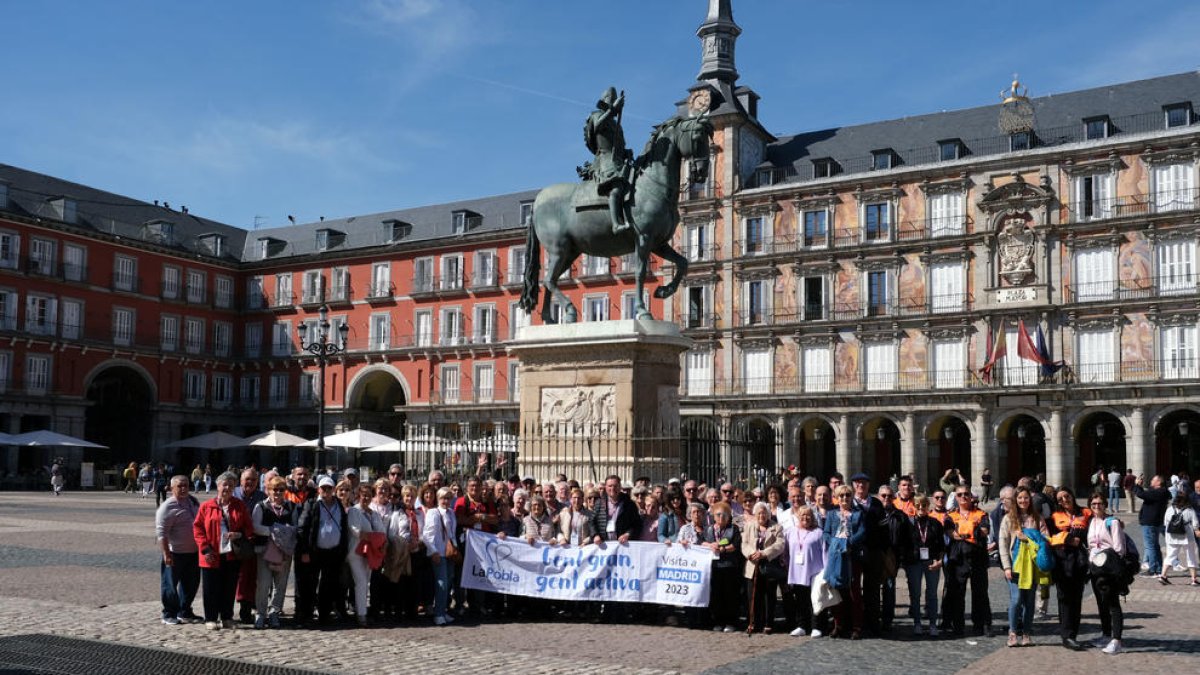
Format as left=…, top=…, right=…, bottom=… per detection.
left=979, top=321, right=1007, bottom=383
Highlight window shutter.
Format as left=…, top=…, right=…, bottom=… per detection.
left=865, top=342, right=895, bottom=390
left=803, top=346, right=831, bottom=392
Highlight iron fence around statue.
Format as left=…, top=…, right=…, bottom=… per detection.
left=385, top=420, right=778, bottom=489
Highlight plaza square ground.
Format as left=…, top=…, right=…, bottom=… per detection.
left=0, top=491, right=1196, bottom=674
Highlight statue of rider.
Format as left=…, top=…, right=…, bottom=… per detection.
left=584, top=87, right=633, bottom=235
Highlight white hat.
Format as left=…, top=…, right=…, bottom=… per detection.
left=317, top=476, right=335, bottom=488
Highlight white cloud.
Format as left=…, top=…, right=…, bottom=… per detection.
left=347, top=0, right=482, bottom=89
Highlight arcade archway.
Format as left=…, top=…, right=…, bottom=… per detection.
left=84, top=363, right=155, bottom=466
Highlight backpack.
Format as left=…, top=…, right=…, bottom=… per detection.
left=1103, top=517, right=1139, bottom=590
left=1167, top=509, right=1187, bottom=536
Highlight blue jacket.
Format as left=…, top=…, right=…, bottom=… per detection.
left=822, top=507, right=866, bottom=589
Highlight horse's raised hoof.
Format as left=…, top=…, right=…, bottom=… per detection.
left=636, top=310, right=653, bottom=321
left=653, top=287, right=674, bottom=299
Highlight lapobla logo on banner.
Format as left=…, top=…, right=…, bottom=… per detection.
left=473, top=536, right=521, bottom=583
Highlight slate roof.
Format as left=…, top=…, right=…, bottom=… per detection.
left=0, top=163, right=247, bottom=262
left=760, top=70, right=1200, bottom=184
left=241, top=189, right=539, bottom=261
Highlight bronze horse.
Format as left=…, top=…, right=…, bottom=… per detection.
left=519, top=114, right=713, bottom=323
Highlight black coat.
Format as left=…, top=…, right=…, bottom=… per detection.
left=590, top=494, right=641, bottom=541
left=296, top=497, right=349, bottom=556
left=901, top=515, right=945, bottom=566
left=1134, top=485, right=1171, bottom=526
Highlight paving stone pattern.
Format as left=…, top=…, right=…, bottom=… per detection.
left=0, top=492, right=1196, bottom=673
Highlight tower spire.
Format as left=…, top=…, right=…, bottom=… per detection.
left=696, top=0, right=740, bottom=84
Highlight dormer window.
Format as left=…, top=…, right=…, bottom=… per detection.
left=1009, top=131, right=1032, bottom=151
left=520, top=202, right=534, bottom=226
left=938, top=139, right=962, bottom=161
left=452, top=210, right=480, bottom=235
left=871, top=149, right=894, bottom=171
left=812, top=158, right=836, bottom=179
left=1084, top=116, right=1110, bottom=140
left=145, top=219, right=174, bottom=244
left=315, top=230, right=329, bottom=251
left=198, top=233, right=226, bottom=257
left=258, top=237, right=285, bottom=259
left=0, top=182, right=8, bottom=210
left=383, top=219, right=411, bottom=242
left=1165, top=103, right=1192, bottom=129
left=49, top=197, right=76, bottom=224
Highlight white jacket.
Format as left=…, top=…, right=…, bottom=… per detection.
left=421, top=506, right=457, bottom=558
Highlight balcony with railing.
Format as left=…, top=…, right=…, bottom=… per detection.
left=1066, top=186, right=1200, bottom=223
left=299, top=287, right=325, bottom=306
left=328, top=283, right=352, bottom=305
left=682, top=312, right=721, bottom=331
left=430, top=385, right=515, bottom=406
left=365, top=281, right=395, bottom=302
left=577, top=257, right=611, bottom=281
left=438, top=271, right=467, bottom=295
left=411, top=275, right=436, bottom=296
left=24, top=256, right=58, bottom=277
left=271, top=292, right=295, bottom=310
left=469, top=269, right=499, bottom=291
left=1067, top=271, right=1200, bottom=303
left=112, top=274, right=140, bottom=293
left=681, top=182, right=722, bottom=202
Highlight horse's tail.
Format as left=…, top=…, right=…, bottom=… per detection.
left=517, top=211, right=541, bottom=313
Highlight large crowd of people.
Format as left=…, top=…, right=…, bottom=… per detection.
left=153, top=463, right=1200, bottom=655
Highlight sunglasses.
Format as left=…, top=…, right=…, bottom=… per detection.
left=721, top=489, right=733, bottom=494
left=389, top=472, right=401, bottom=476
left=269, top=488, right=285, bottom=493
left=933, top=495, right=946, bottom=500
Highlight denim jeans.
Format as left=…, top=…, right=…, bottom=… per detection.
left=1142, top=525, right=1164, bottom=574
left=904, top=561, right=940, bottom=627
left=1007, top=578, right=1036, bottom=634
left=161, top=551, right=200, bottom=620
left=432, top=556, right=451, bottom=618
left=1108, top=487, right=1120, bottom=512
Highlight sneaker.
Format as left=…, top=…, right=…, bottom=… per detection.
left=810, top=629, right=823, bottom=638
left=356, top=616, right=368, bottom=627
left=177, top=612, right=200, bottom=624
left=712, top=625, right=723, bottom=632
left=268, top=615, right=281, bottom=629
left=221, top=620, right=236, bottom=630
left=443, top=614, right=455, bottom=624
left=913, top=622, right=923, bottom=636
left=1091, top=635, right=1111, bottom=649
left=1101, top=639, right=1122, bottom=655
left=161, top=616, right=180, bottom=626
left=1021, top=634, right=1032, bottom=647
left=929, top=625, right=939, bottom=637
left=789, top=626, right=806, bottom=637
left=434, top=615, right=447, bottom=626
left=254, top=616, right=265, bottom=630
left=723, top=625, right=736, bottom=633
left=1007, top=632, right=1018, bottom=648
left=205, top=621, right=220, bottom=631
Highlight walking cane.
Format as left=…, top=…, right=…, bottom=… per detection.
left=746, top=562, right=759, bottom=637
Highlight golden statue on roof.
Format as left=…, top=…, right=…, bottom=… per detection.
left=999, top=73, right=1035, bottom=134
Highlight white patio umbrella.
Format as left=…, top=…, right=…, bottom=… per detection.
left=11, top=430, right=108, bottom=448
left=299, top=428, right=398, bottom=449
left=162, top=430, right=248, bottom=449
left=0, top=431, right=17, bottom=444
left=244, top=428, right=311, bottom=448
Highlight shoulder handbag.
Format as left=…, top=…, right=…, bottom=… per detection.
left=441, top=511, right=462, bottom=563
left=222, top=509, right=256, bottom=561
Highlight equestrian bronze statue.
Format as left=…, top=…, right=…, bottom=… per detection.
left=519, top=88, right=713, bottom=323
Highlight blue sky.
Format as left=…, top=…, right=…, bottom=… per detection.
left=3, top=0, right=1198, bottom=230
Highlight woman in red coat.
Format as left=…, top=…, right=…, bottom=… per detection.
left=193, top=471, right=254, bottom=630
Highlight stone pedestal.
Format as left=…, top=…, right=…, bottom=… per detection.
left=508, top=319, right=692, bottom=483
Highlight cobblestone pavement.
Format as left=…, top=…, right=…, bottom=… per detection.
left=0, top=492, right=1196, bottom=673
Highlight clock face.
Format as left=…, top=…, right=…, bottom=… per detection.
left=688, top=89, right=712, bottom=115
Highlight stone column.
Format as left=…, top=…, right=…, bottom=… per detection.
left=777, top=414, right=790, bottom=472
left=1128, top=407, right=1148, bottom=480
left=971, top=409, right=989, bottom=496
left=901, top=413, right=918, bottom=482
left=836, top=414, right=852, bottom=476
left=1046, top=409, right=1068, bottom=489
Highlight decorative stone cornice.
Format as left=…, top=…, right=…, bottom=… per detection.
left=919, top=247, right=972, bottom=265
left=680, top=209, right=717, bottom=227
left=792, top=259, right=841, bottom=275
left=1144, top=222, right=1200, bottom=243
left=738, top=337, right=776, bottom=350
left=1060, top=153, right=1126, bottom=177
left=1139, top=142, right=1200, bottom=166
left=740, top=202, right=780, bottom=218
left=1066, top=310, right=1124, bottom=330
left=926, top=325, right=971, bottom=340
left=795, top=332, right=837, bottom=347
left=918, top=176, right=972, bottom=195
left=791, top=192, right=840, bottom=210
left=977, top=173, right=1054, bottom=214
left=1148, top=310, right=1200, bottom=327
left=853, top=183, right=904, bottom=204
left=733, top=267, right=781, bottom=281
left=853, top=252, right=905, bottom=272
left=1064, top=229, right=1124, bottom=251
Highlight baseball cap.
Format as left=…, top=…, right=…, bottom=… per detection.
left=344, top=468, right=357, bottom=476
left=522, top=475, right=536, bottom=483
left=317, top=476, right=336, bottom=488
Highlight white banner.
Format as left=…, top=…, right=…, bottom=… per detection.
left=461, top=530, right=711, bottom=607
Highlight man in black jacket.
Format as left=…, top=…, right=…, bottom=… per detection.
left=295, top=476, right=349, bottom=624
left=591, top=474, right=641, bottom=544
left=851, top=472, right=887, bottom=635
left=1133, top=474, right=1171, bottom=576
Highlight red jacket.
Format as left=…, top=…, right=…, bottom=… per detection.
left=193, top=496, right=254, bottom=568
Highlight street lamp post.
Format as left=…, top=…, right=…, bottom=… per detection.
left=298, top=305, right=349, bottom=471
